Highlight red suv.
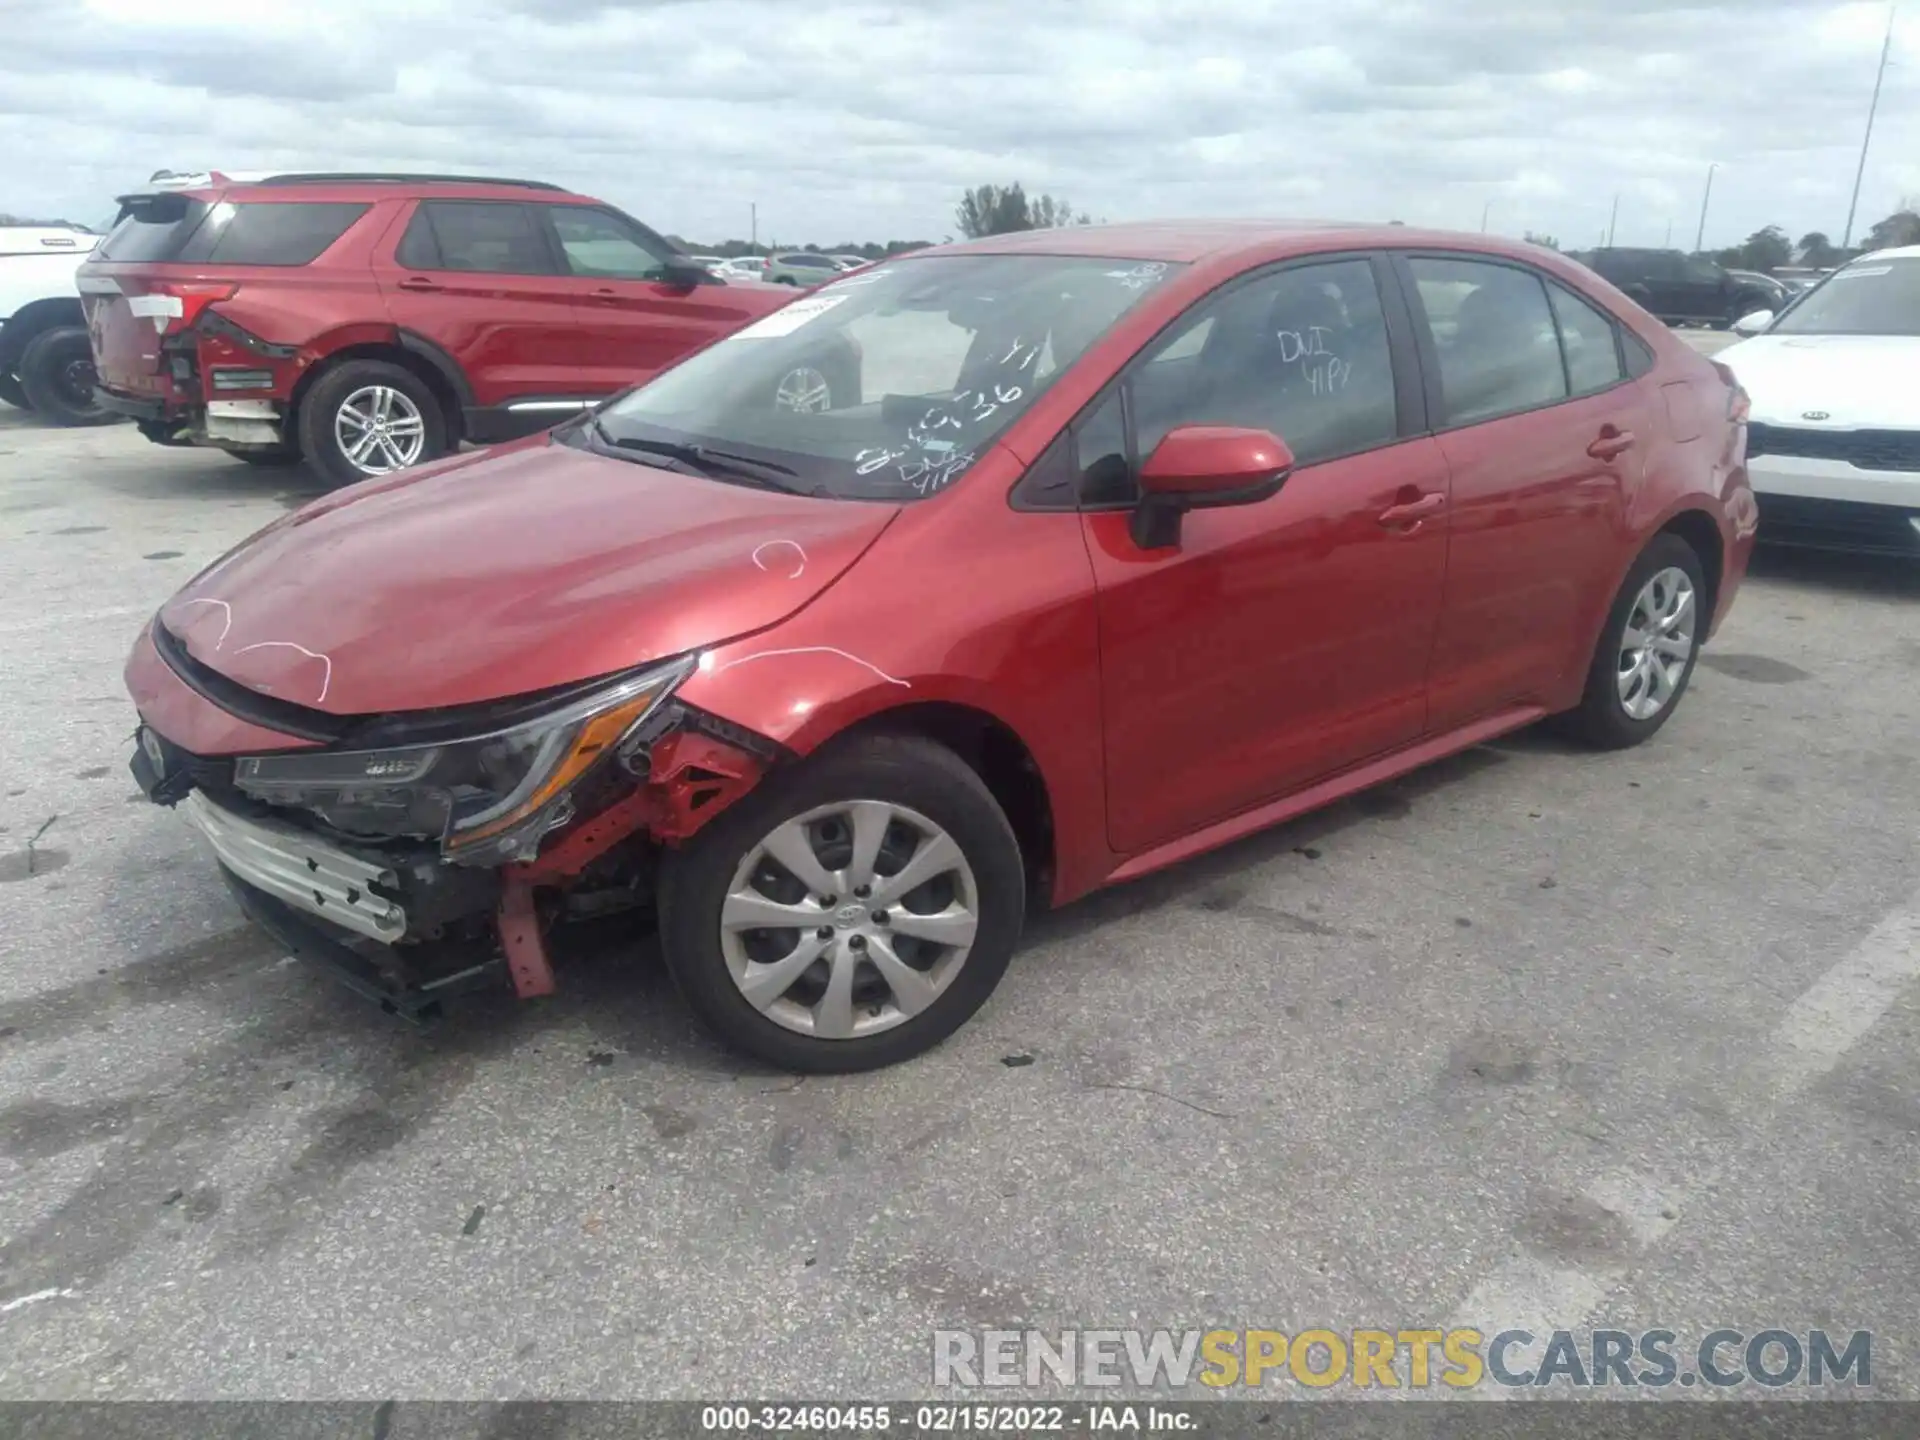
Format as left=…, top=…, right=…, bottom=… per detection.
left=78, top=172, right=828, bottom=487
left=125, top=223, right=1758, bottom=1072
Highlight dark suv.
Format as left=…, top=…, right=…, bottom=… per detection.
left=78, top=173, right=833, bottom=487
left=1578, top=248, right=1777, bottom=329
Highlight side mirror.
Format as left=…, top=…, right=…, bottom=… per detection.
left=1731, top=309, right=1774, bottom=337
left=657, top=260, right=712, bottom=291
left=1131, top=424, right=1294, bottom=549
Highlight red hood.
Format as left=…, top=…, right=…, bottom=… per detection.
left=161, top=437, right=898, bottom=715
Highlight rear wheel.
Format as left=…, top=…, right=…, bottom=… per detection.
left=658, top=735, right=1025, bottom=1073
left=18, top=327, right=114, bottom=427
left=296, top=359, right=447, bottom=490
left=1556, top=532, right=1707, bottom=749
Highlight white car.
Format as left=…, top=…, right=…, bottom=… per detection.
left=0, top=223, right=111, bottom=425
left=1722, top=244, right=1920, bottom=556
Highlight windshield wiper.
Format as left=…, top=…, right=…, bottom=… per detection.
left=597, top=430, right=815, bottom=493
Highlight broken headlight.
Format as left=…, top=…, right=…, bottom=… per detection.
left=233, top=656, right=694, bottom=864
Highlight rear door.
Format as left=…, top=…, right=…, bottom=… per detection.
left=537, top=204, right=778, bottom=391
left=1399, top=254, right=1653, bottom=731
left=371, top=200, right=582, bottom=408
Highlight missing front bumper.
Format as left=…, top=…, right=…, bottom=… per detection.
left=183, top=790, right=407, bottom=942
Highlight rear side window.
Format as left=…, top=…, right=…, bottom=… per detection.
left=1409, top=256, right=1569, bottom=425
left=173, top=202, right=369, bottom=266
left=1546, top=283, right=1626, bottom=395
left=95, top=194, right=210, bottom=261
left=399, top=202, right=556, bottom=275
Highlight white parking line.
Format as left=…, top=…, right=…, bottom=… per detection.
left=1451, top=889, right=1920, bottom=1339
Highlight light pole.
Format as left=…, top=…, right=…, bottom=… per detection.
left=1480, top=199, right=1491, bottom=233
left=750, top=202, right=758, bottom=251
left=1607, top=193, right=1620, bottom=246
left=1694, top=163, right=1716, bottom=252
left=1842, top=6, right=1897, bottom=250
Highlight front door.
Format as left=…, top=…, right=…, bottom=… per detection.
left=539, top=205, right=776, bottom=393
left=1084, top=255, right=1452, bottom=855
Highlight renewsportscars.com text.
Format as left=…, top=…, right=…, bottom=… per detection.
left=932, top=1327, right=1872, bottom=1391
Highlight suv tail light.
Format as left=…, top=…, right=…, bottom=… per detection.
left=148, top=281, right=239, bottom=335
left=1709, top=360, right=1749, bottom=422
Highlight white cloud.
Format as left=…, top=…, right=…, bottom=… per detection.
left=2, top=0, right=1913, bottom=250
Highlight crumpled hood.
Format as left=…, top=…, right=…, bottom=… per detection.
left=1719, top=333, right=1920, bottom=429
left=161, top=437, right=898, bottom=716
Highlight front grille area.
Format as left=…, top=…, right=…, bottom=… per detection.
left=1757, top=493, right=1920, bottom=555
left=1747, top=424, right=1920, bottom=473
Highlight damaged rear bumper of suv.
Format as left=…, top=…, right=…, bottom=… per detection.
left=128, top=630, right=778, bottom=1020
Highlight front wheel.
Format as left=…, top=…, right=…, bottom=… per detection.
left=18, top=326, right=114, bottom=426
left=296, top=359, right=448, bottom=490
left=1555, top=533, right=1707, bottom=749
left=657, top=735, right=1025, bottom=1073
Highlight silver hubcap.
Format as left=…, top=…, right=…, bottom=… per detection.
left=719, top=800, right=979, bottom=1040
left=1617, top=566, right=1696, bottom=720
left=335, top=385, right=427, bottom=474
left=773, top=366, right=832, bottom=414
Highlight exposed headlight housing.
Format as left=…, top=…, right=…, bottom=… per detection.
left=233, top=655, right=694, bottom=864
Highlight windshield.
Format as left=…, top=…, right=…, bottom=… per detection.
left=590, top=252, right=1185, bottom=500
left=1771, top=257, right=1920, bottom=336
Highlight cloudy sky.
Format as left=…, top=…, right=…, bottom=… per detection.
left=2, top=0, right=1914, bottom=250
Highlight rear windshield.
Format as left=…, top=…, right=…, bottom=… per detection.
left=94, top=197, right=366, bottom=266
left=96, top=194, right=209, bottom=261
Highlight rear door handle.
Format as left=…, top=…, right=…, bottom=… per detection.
left=1377, top=492, right=1446, bottom=527
left=1588, top=429, right=1636, bottom=460
left=396, top=276, right=443, bottom=292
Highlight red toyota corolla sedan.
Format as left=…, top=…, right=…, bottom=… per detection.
left=125, top=221, right=1758, bottom=1072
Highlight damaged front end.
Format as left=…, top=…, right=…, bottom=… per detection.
left=132, top=651, right=775, bottom=1020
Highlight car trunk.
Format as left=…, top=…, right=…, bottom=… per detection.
left=76, top=191, right=214, bottom=399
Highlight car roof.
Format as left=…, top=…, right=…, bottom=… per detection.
left=931, top=219, right=1564, bottom=265
left=1859, top=244, right=1920, bottom=261
left=119, top=171, right=589, bottom=205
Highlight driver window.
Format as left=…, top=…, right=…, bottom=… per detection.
left=1084, top=259, right=1397, bottom=504
left=549, top=206, right=673, bottom=280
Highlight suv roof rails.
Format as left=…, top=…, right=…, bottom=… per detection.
left=249, top=172, right=569, bottom=192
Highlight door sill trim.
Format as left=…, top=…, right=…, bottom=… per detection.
left=1102, top=703, right=1549, bottom=888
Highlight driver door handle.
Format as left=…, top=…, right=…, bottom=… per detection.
left=1588, top=427, right=1636, bottom=460
left=396, top=276, right=442, bottom=292
left=1377, top=492, right=1446, bottom=528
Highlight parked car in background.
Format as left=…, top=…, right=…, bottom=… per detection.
left=688, top=254, right=725, bottom=271
left=1722, top=245, right=1920, bottom=555
left=763, top=251, right=844, bottom=286
left=126, top=221, right=1754, bottom=1071
left=1581, top=247, right=1777, bottom=329
left=1725, top=269, right=1790, bottom=312
left=0, top=221, right=113, bottom=425
left=717, top=256, right=768, bottom=281
left=77, top=172, right=829, bottom=488
left=829, top=254, right=871, bottom=271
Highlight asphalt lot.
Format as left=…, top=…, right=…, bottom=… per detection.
left=1, top=346, right=1916, bottom=1404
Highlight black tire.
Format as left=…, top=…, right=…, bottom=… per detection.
left=0, top=370, right=29, bottom=411
left=1555, top=532, right=1708, bottom=750
left=18, top=326, right=114, bottom=426
left=657, top=734, right=1026, bottom=1073
left=296, top=358, right=448, bottom=491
